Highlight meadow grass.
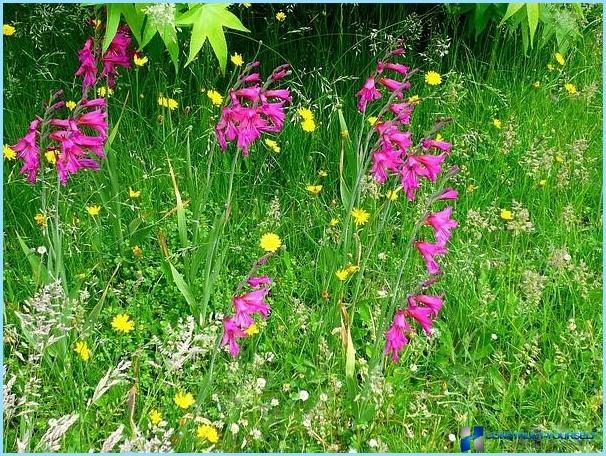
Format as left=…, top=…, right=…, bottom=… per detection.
left=2, top=4, right=603, bottom=452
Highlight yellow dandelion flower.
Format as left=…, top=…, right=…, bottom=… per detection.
left=335, top=268, right=350, bottom=282
left=301, top=118, right=316, bottom=132
left=111, top=313, right=135, bottom=333
left=386, top=189, right=399, bottom=201
left=305, top=184, right=322, bottom=195
left=346, top=264, right=360, bottom=274
left=564, top=83, right=577, bottom=94
left=3, top=144, right=16, bottom=160
left=197, top=424, right=219, bottom=443
left=97, top=86, right=113, bottom=98
left=547, top=63, right=555, bottom=71
left=174, top=391, right=195, bottom=409
left=424, top=71, right=442, bottom=86
left=466, top=184, right=478, bottom=193
left=367, top=116, right=378, bottom=126
left=276, top=11, right=286, bottom=22
left=149, top=409, right=162, bottom=426
left=34, top=213, right=46, bottom=227
left=329, top=218, right=339, bottom=227
left=86, top=205, right=101, bottom=216
left=3, top=24, right=15, bottom=36
left=74, top=340, right=91, bottom=361
left=435, top=133, right=444, bottom=142
left=129, top=187, right=141, bottom=198
left=260, top=232, right=281, bottom=253
left=132, top=245, right=142, bottom=257
left=158, top=96, right=178, bottom=110
left=264, top=138, right=281, bottom=153
left=532, top=81, right=540, bottom=88
left=492, top=118, right=502, bottom=129
left=500, top=209, right=513, bottom=221
left=555, top=155, right=564, bottom=164
left=65, top=100, right=77, bottom=111
left=134, top=54, right=149, bottom=66
left=351, top=207, right=370, bottom=226
left=538, top=179, right=547, bottom=188
left=318, top=170, right=328, bottom=177
left=297, top=107, right=314, bottom=121
left=45, top=150, right=57, bottom=164
left=206, top=89, right=223, bottom=106
left=244, top=323, right=259, bottom=335
left=555, top=52, right=565, bottom=66
left=231, top=53, right=244, bottom=67
left=407, top=94, right=422, bottom=104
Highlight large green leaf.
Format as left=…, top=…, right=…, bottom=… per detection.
left=526, top=3, right=540, bottom=46
left=500, top=3, right=526, bottom=24
left=175, top=3, right=249, bottom=71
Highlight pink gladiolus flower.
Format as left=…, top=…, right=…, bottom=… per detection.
left=241, top=73, right=261, bottom=83
left=270, top=64, right=290, bottom=81
left=100, top=26, right=132, bottom=88
left=379, top=77, right=404, bottom=92
left=414, top=154, right=446, bottom=182
left=389, top=102, right=415, bottom=124
left=421, top=138, right=452, bottom=153
left=232, top=288, right=270, bottom=328
left=356, top=77, right=381, bottom=112
left=371, top=147, right=403, bottom=183
left=415, top=241, right=447, bottom=275
left=235, top=86, right=262, bottom=102
left=377, top=61, right=409, bottom=75
left=384, top=309, right=411, bottom=363
left=390, top=47, right=406, bottom=56
left=425, top=206, right=457, bottom=246
left=400, top=158, right=422, bottom=201
left=75, top=37, right=97, bottom=94
left=82, top=98, right=106, bottom=108
left=436, top=187, right=458, bottom=200
left=12, top=119, right=42, bottom=183
left=264, top=89, right=292, bottom=102
left=247, top=275, right=272, bottom=288
left=412, top=294, right=444, bottom=317
left=221, top=317, right=247, bottom=357
left=404, top=303, right=435, bottom=335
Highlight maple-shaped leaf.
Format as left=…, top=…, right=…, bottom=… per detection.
left=175, top=3, right=249, bottom=71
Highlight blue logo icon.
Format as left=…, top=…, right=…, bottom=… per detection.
left=461, top=426, right=484, bottom=452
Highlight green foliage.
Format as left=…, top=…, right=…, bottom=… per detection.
left=101, top=3, right=248, bottom=72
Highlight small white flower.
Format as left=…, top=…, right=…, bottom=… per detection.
left=377, top=289, right=388, bottom=298
left=378, top=252, right=387, bottom=260
left=298, top=390, right=309, bottom=401
left=250, top=428, right=262, bottom=440
left=36, top=246, right=47, bottom=255
left=319, top=393, right=328, bottom=402
left=368, top=438, right=378, bottom=448
left=230, top=423, right=240, bottom=434
left=410, top=364, right=418, bottom=373
left=334, top=380, right=343, bottom=390
left=256, top=377, right=266, bottom=390
left=491, top=333, right=498, bottom=340
left=270, top=398, right=279, bottom=407
left=448, top=433, right=456, bottom=442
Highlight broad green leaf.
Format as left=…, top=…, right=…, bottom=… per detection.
left=169, top=262, right=198, bottom=315
left=175, top=4, right=249, bottom=71
left=119, top=4, right=145, bottom=44
left=102, top=4, right=123, bottom=53
left=526, top=3, right=540, bottom=46
left=500, top=3, right=526, bottom=24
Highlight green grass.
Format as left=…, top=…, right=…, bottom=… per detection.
left=2, top=4, right=603, bottom=453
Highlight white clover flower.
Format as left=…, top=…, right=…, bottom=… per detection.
left=256, top=377, right=266, bottom=390
left=448, top=433, right=456, bottom=442
left=298, top=390, right=309, bottom=401
left=270, top=398, right=279, bottom=407
left=491, top=333, right=498, bottom=340
left=319, top=393, right=328, bottom=402
left=368, top=438, right=378, bottom=448
left=230, top=423, right=240, bottom=434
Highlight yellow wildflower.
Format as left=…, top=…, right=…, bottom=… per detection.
left=492, top=118, right=502, bottom=129
left=386, top=189, right=399, bottom=201
left=538, top=179, right=547, bottom=188
left=206, top=90, right=223, bottom=106
left=301, top=118, right=316, bottom=132
left=149, top=409, right=162, bottom=426
left=346, top=264, right=360, bottom=274
left=86, top=205, right=101, bottom=216
left=231, top=53, right=244, bottom=66
left=111, top=313, right=135, bottom=333
left=3, top=144, right=16, bottom=160
left=555, top=52, right=565, bottom=66
left=276, top=11, right=286, bottom=22
left=424, top=71, right=442, bottom=86
left=45, top=150, right=57, bottom=164
left=367, top=116, right=378, bottom=126
left=129, top=187, right=141, bottom=198
left=244, top=323, right=259, bottom=335
left=500, top=209, right=513, bottom=221
left=132, top=245, right=142, bottom=257
left=547, top=63, right=555, bottom=71
left=564, top=83, right=577, bottom=94
left=174, top=391, right=195, bottom=409
left=3, top=24, right=15, bottom=36
left=134, top=54, right=149, bottom=66
left=260, top=233, right=281, bottom=253
left=532, top=81, right=540, bottom=88
left=335, top=269, right=350, bottom=282
left=351, top=208, right=370, bottom=226
left=158, top=96, right=178, bottom=110
left=305, top=184, right=322, bottom=195
left=264, top=138, right=280, bottom=153
left=318, top=170, right=328, bottom=177
left=407, top=94, right=422, bottom=104
left=34, top=213, right=46, bottom=227
left=65, top=100, right=77, bottom=111
left=466, top=184, right=478, bottom=193
left=97, top=86, right=113, bottom=98
left=555, top=155, right=564, bottom=164
left=197, top=424, right=219, bottom=443
left=74, top=341, right=91, bottom=361
left=329, top=218, right=339, bottom=227
left=297, top=107, right=314, bottom=121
